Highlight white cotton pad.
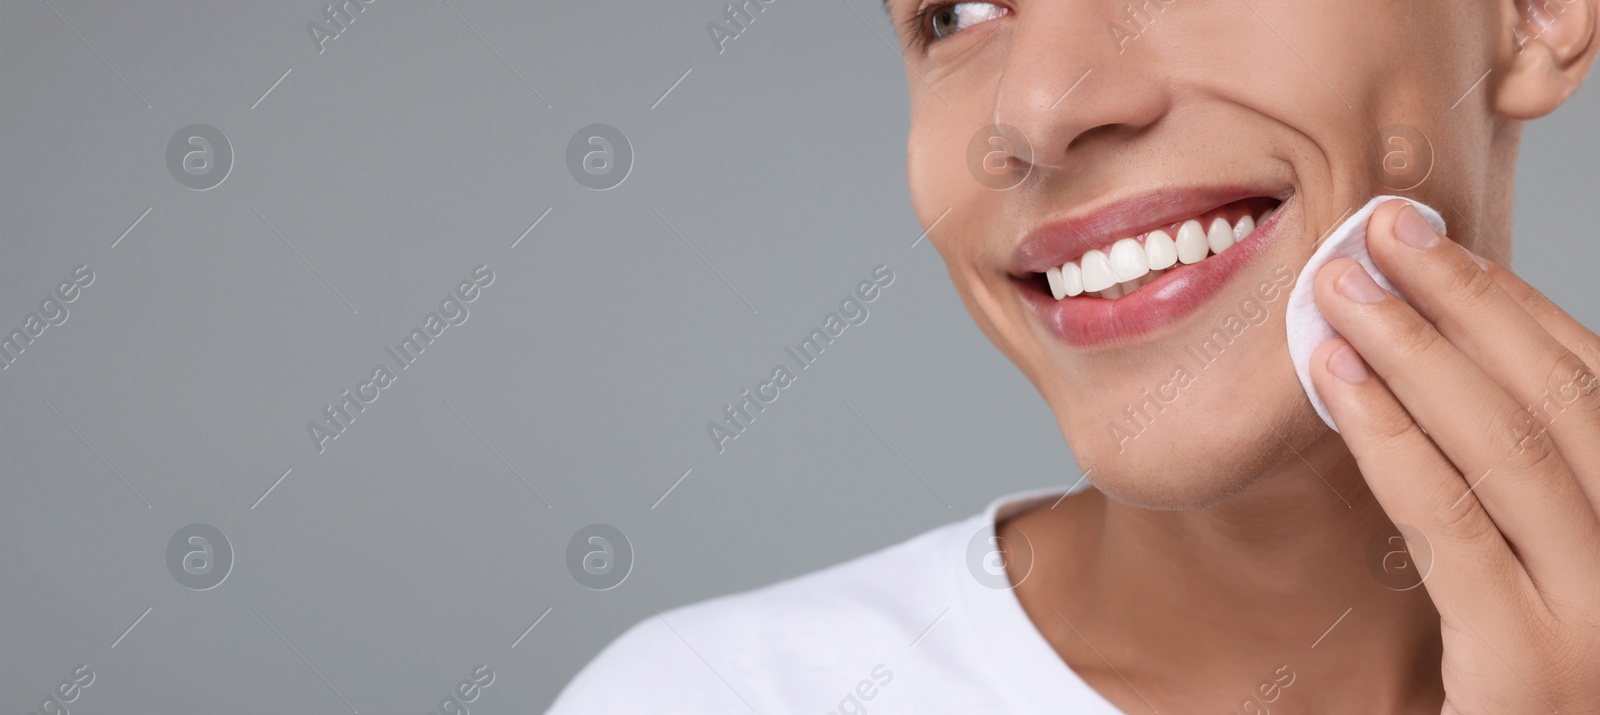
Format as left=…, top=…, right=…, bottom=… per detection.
left=1285, top=195, right=1446, bottom=432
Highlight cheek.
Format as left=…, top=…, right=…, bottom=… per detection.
left=909, top=122, right=1024, bottom=280
left=906, top=121, right=958, bottom=225
left=905, top=84, right=1004, bottom=229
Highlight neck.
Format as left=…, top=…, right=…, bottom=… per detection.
left=1005, top=430, right=1445, bottom=712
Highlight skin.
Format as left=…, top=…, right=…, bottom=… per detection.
left=885, top=0, right=1600, bottom=712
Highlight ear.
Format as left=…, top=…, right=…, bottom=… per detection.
left=1494, top=0, right=1598, bottom=119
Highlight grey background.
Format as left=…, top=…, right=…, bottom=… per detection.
left=2, top=1, right=1595, bottom=713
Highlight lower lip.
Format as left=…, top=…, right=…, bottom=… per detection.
left=1016, top=202, right=1287, bottom=348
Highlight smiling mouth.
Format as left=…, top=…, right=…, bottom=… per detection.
left=1027, top=197, right=1283, bottom=301
left=1008, top=186, right=1293, bottom=347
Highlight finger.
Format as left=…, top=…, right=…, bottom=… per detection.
left=1478, top=255, right=1600, bottom=377
left=1364, top=201, right=1600, bottom=521
left=1309, top=337, right=1532, bottom=622
left=1478, top=256, right=1600, bottom=515
left=1314, top=256, right=1600, bottom=590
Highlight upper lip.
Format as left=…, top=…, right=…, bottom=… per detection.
left=1010, top=184, right=1291, bottom=275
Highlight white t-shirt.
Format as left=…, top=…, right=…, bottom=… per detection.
left=547, top=487, right=1124, bottom=714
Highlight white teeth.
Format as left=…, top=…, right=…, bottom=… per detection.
left=1233, top=214, right=1255, bottom=243
left=1061, top=261, right=1084, bottom=297
left=1079, top=249, right=1116, bottom=292
left=1145, top=230, right=1177, bottom=270
left=1176, top=219, right=1208, bottom=264
left=1108, top=238, right=1149, bottom=282
left=1042, top=210, right=1269, bottom=301
left=1207, top=217, right=1235, bottom=254
left=1046, top=266, right=1067, bottom=300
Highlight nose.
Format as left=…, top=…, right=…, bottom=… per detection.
left=991, top=2, right=1173, bottom=170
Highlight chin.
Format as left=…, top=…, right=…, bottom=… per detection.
left=1059, top=388, right=1320, bottom=511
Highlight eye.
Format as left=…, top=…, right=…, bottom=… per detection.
left=919, top=2, right=1007, bottom=44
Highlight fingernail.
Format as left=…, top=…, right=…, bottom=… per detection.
left=1395, top=205, right=1439, bottom=249
left=1470, top=252, right=1492, bottom=271
left=1327, top=343, right=1371, bottom=383
left=1336, top=263, right=1387, bottom=303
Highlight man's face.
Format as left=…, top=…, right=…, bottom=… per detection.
left=889, top=0, right=1516, bottom=506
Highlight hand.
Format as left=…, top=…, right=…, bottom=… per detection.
left=1309, top=199, right=1600, bottom=714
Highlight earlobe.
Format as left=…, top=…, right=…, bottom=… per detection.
left=1493, top=0, right=1598, bottom=119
